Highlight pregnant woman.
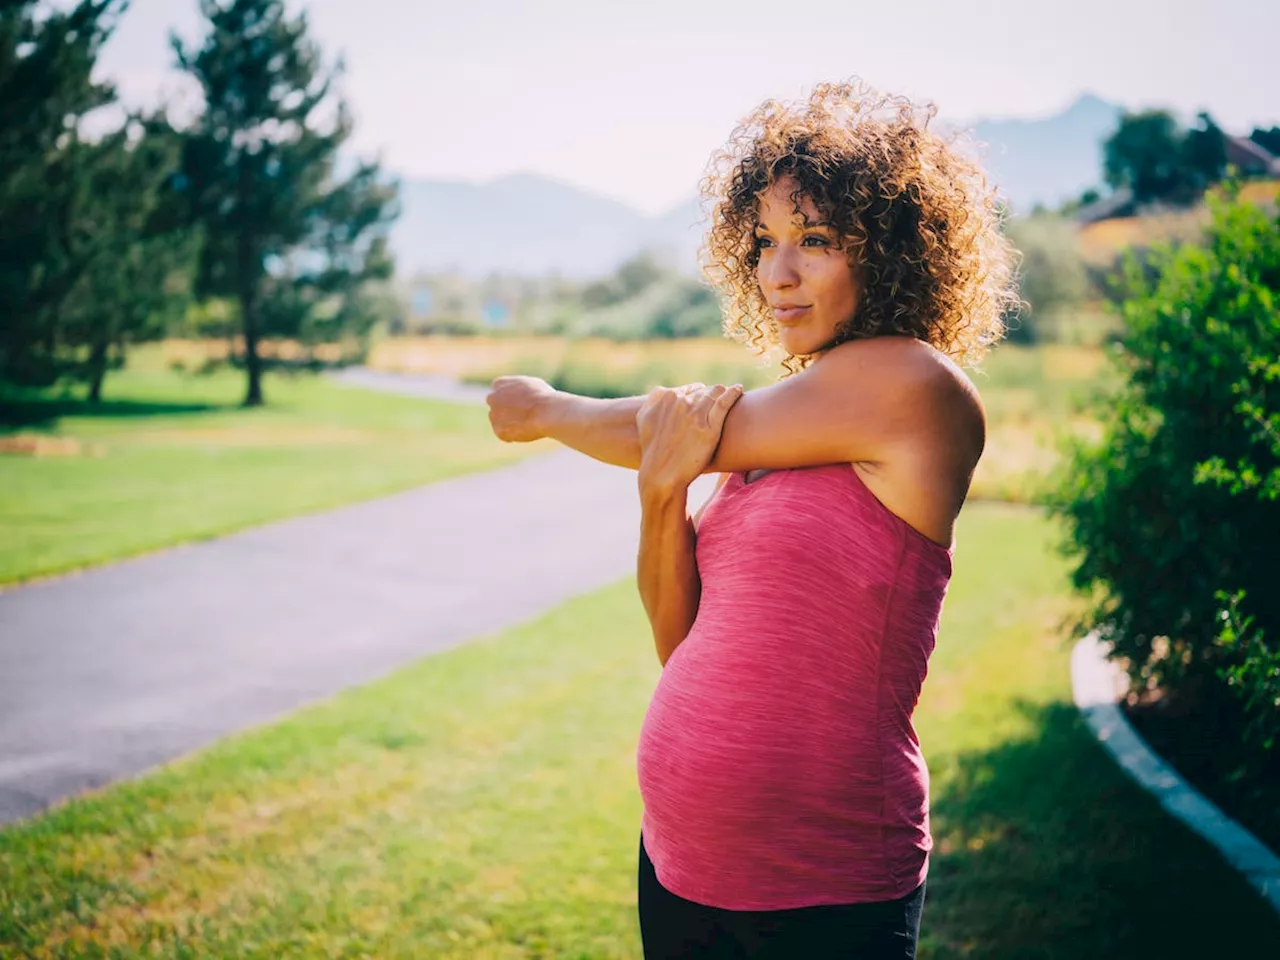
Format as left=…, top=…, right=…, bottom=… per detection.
left=486, top=79, right=1016, bottom=958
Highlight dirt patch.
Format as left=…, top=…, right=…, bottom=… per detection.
left=163, top=338, right=348, bottom=364
left=0, top=434, right=105, bottom=458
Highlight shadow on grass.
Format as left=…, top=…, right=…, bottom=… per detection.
left=922, top=701, right=1280, bottom=959
left=0, top=394, right=223, bottom=430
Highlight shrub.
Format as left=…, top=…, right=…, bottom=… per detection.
left=1049, top=187, right=1280, bottom=752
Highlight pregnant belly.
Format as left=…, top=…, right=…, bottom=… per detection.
left=636, top=640, right=883, bottom=845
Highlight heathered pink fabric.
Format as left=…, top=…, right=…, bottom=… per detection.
left=636, top=462, right=953, bottom=911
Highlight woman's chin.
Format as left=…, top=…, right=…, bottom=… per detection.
left=779, top=328, right=820, bottom=356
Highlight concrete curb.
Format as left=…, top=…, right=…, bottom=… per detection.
left=1071, top=634, right=1280, bottom=915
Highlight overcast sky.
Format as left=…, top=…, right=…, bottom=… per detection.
left=97, top=0, right=1277, bottom=215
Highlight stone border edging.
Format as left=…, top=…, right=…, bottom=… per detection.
left=1071, top=634, right=1280, bottom=914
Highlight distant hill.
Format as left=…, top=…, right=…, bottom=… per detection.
left=969, top=93, right=1122, bottom=213
left=389, top=94, right=1123, bottom=280
left=392, top=173, right=655, bottom=280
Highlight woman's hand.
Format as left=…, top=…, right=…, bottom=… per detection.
left=486, top=375, right=557, bottom=442
left=637, top=383, right=744, bottom=496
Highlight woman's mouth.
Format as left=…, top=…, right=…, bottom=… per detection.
left=773, top=305, right=811, bottom=325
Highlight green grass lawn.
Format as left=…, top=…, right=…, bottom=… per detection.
left=1, top=506, right=1275, bottom=958
left=0, top=352, right=548, bottom=585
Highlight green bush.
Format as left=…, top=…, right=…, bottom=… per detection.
left=1049, top=188, right=1280, bottom=752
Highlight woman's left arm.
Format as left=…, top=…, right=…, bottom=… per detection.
left=489, top=338, right=966, bottom=475
left=635, top=384, right=742, bottom=666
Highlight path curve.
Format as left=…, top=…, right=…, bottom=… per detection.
left=327, top=366, right=493, bottom=405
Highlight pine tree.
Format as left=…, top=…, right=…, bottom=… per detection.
left=0, top=0, right=125, bottom=385
left=173, top=0, right=398, bottom=406
left=61, top=115, right=200, bottom=401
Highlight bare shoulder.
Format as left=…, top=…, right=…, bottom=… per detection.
left=816, top=337, right=985, bottom=453
left=818, top=337, right=982, bottom=410
left=708, top=335, right=983, bottom=476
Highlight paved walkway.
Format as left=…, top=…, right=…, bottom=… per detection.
left=327, top=366, right=493, bottom=404
left=0, top=369, right=713, bottom=825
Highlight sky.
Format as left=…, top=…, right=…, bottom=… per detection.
left=97, top=0, right=1277, bottom=216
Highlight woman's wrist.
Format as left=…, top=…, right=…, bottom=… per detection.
left=532, top=388, right=569, bottom=439
left=638, top=465, right=689, bottom=507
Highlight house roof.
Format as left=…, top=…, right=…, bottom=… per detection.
left=1073, top=187, right=1136, bottom=225
left=1226, top=135, right=1280, bottom=175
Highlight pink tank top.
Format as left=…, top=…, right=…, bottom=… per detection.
left=636, top=462, right=953, bottom=911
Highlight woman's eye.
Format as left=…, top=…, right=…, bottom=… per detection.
left=754, top=235, right=827, bottom=250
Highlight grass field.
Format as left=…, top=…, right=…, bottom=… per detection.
left=2, top=506, right=1275, bottom=958
left=0, top=346, right=550, bottom=585
left=370, top=335, right=1113, bottom=503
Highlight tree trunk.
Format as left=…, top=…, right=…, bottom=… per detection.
left=237, top=228, right=264, bottom=407
left=87, top=334, right=108, bottom=403
left=240, top=284, right=263, bottom=407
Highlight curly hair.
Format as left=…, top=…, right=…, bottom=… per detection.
left=698, top=78, right=1019, bottom=374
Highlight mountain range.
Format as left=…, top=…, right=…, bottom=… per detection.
left=390, top=93, right=1123, bottom=280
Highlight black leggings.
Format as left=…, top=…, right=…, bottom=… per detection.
left=637, top=832, right=925, bottom=959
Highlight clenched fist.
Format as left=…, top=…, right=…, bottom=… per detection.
left=486, top=375, right=557, bottom=443
left=637, top=383, right=744, bottom=495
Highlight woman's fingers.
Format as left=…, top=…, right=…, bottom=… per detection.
left=697, top=384, right=743, bottom=428
left=714, top=384, right=744, bottom=417
left=691, top=384, right=727, bottom=415
left=692, top=383, right=730, bottom=404
left=644, top=382, right=744, bottom=435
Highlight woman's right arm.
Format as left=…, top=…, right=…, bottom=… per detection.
left=637, top=472, right=729, bottom=665
left=637, top=482, right=700, bottom=666
left=634, top=387, right=740, bottom=666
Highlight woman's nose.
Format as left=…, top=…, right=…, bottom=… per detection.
left=760, top=247, right=800, bottom=290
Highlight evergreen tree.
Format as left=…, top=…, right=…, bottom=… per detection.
left=173, top=0, right=398, bottom=406
left=60, top=115, right=200, bottom=401
left=0, top=0, right=125, bottom=385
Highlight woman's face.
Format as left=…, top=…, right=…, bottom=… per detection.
left=754, top=177, right=862, bottom=357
